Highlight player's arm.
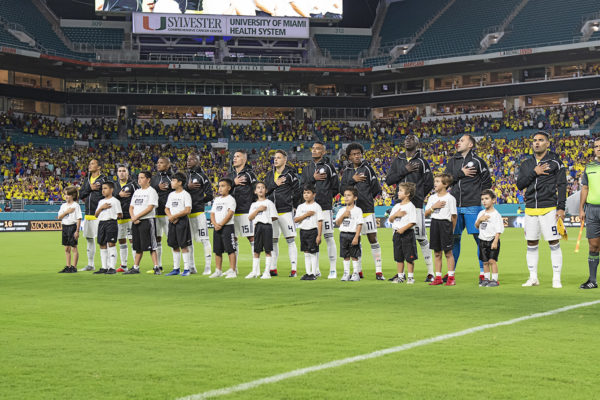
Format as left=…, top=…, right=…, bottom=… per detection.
left=368, top=166, right=382, bottom=197
left=79, top=179, right=91, bottom=200
left=219, top=209, right=234, bottom=226
left=580, top=185, right=589, bottom=220
left=340, top=168, right=354, bottom=188
left=451, top=213, right=457, bottom=232
left=396, top=222, right=415, bottom=235
left=516, top=159, right=537, bottom=190
left=335, top=209, right=349, bottom=226
left=491, top=232, right=501, bottom=249
left=74, top=217, right=81, bottom=238
left=201, top=176, right=214, bottom=203
left=57, top=207, right=74, bottom=220
left=294, top=210, right=315, bottom=223
left=94, top=203, right=105, bottom=218
left=210, top=211, right=217, bottom=227
left=316, top=219, right=323, bottom=245
left=352, top=222, right=362, bottom=245
left=556, top=163, right=567, bottom=213
left=479, top=158, right=493, bottom=190
left=329, top=165, right=340, bottom=196
left=385, top=158, right=408, bottom=186
left=423, top=159, right=434, bottom=195
left=474, top=212, right=486, bottom=229
left=248, top=206, right=261, bottom=221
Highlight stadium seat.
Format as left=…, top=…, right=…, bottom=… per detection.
left=62, top=27, right=124, bottom=49
left=314, top=34, right=371, bottom=58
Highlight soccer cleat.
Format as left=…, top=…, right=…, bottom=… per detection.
left=442, top=274, right=448, bottom=283
left=479, top=274, right=485, bottom=285
left=58, top=266, right=71, bottom=273
left=552, top=279, right=562, bottom=289
left=407, top=277, right=415, bottom=285
left=358, top=271, right=364, bottom=279
left=202, top=266, right=211, bottom=275
left=376, top=273, right=385, bottom=281
left=93, top=268, right=108, bottom=274
left=580, top=280, right=598, bottom=289
left=79, top=265, right=95, bottom=272
left=116, top=266, right=127, bottom=273
left=300, top=274, right=310, bottom=280
left=68, top=266, right=78, bottom=273
left=245, top=272, right=257, bottom=279
left=260, top=271, right=271, bottom=279
left=315, top=270, right=321, bottom=278
left=270, top=269, right=278, bottom=277
left=340, top=273, right=350, bottom=281
left=106, top=268, right=117, bottom=275
left=307, top=274, right=317, bottom=280
left=397, top=275, right=406, bottom=283
left=429, top=276, right=444, bottom=285
left=388, top=274, right=398, bottom=282
left=181, top=269, right=191, bottom=277
left=223, top=268, right=236, bottom=278
left=123, top=268, right=140, bottom=274
left=166, top=269, right=180, bottom=276
left=486, top=280, right=499, bottom=287
left=225, top=270, right=237, bottom=279
left=189, top=267, right=198, bottom=274
left=327, top=270, right=337, bottom=279
left=445, top=276, right=456, bottom=286
left=209, top=270, right=223, bottom=278
left=289, top=270, right=297, bottom=278
left=479, top=279, right=490, bottom=287
left=424, top=274, right=434, bottom=282
left=522, top=278, right=539, bottom=287
left=349, top=273, right=361, bottom=282
left=153, top=266, right=162, bottom=275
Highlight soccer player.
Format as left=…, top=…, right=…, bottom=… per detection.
left=79, top=159, right=109, bottom=272
left=340, top=142, right=384, bottom=280
left=114, top=164, right=139, bottom=272
left=386, top=134, right=434, bottom=281
left=150, top=156, right=173, bottom=273
left=425, top=174, right=458, bottom=286
left=210, top=178, right=238, bottom=278
left=186, top=153, right=213, bottom=275
left=475, top=189, right=504, bottom=287
left=124, top=171, right=160, bottom=275
left=445, top=134, right=492, bottom=283
left=266, top=150, right=301, bottom=277
left=57, top=186, right=82, bottom=273
left=227, top=150, right=257, bottom=275
left=516, top=131, right=566, bottom=288
left=94, top=182, right=122, bottom=275
left=165, top=173, right=193, bottom=276
left=301, top=141, right=340, bottom=279
left=336, top=187, right=363, bottom=282
left=248, top=182, right=278, bottom=279
left=294, top=185, right=323, bottom=281
left=579, top=138, right=600, bottom=289
left=388, top=182, right=418, bottom=284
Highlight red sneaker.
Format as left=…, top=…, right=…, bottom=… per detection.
left=445, top=276, right=456, bottom=286
left=358, top=271, right=364, bottom=279
left=442, top=273, right=449, bottom=282
left=429, top=276, right=444, bottom=285
left=479, top=274, right=485, bottom=284
left=116, top=266, right=127, bottom=273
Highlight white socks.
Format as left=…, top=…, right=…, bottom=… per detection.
left=371, top=243, right=382, bottom=274
left=352, top=260, right=360, bottom=274
left=304, top=253, right=311, bottom=275
left=253, top=257, right=261, bottom=275
left=173, top=251, right=181, bottom=269
left=189, top=243, right=196, bottom=269
left=343, top=259, right=350, bottom=275
left=119, top=244, right=128, bottom=267
left=156, top=241, right=162, bottom=268
left=271, top=239, right=279, bottom=271
left=550, top=243, right=562, bottom=280
left=100, top=248, right=108, bottom=270
left=182, top=251, right=192, bottom=271
left=265, top=256, right=272, bottom=273
left=287, top=238, right=297, bottom=272
left=86, top=238, right=95, bottom=267
left=311, top=253, right=319, bottom=276
left=108, top=246, right=117, bottom=269
left=418, top=238, right=434, bottom=275
left=325, top=234, right=337, bottom=272
left=526, top=245, right=539, bottom=279
left=202, top=239, right=212, bottom=270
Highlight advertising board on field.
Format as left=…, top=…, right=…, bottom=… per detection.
left=0, top=220, right=62, bottom=232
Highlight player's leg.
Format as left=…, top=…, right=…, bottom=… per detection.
left=523, top=213, right=541, bottom=286
left=81, top=218, right=98, bottom=271
left=197, top=213, right=212, bottom=275
left=583, top=236, right=600, bottom=288
left=117, top=219, right=130, bottom=271
left=451, top=211, right=465, bottom=268
left=540, top=210, right=562, bottom=288
left=322, top=210, right=337, bottom=278
left=415, top=209, right=433, bottom=280
left=367, top=231, right=384, bottom=280
left=279, top=212, right=298, bottom=276
left=270, top=219, right=280, bottom=275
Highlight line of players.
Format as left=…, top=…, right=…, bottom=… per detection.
left=57, top=132, right=573, bottom=287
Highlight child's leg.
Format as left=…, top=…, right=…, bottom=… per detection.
left=351, top=257, right=360, bottom=274
left=434, top=251, right=443, bottom=274
left=100, top=244, right=108, bottom=269
left=407, top=262, right=414, bottom=274
left=483, top=261, right=490, bottom=280
left=107, top=242, right=117, bottom=269
left=304, top=252, right=311, bottom=275
left=490, top=259, right=498, bottom=280
left=182, top=246, right=192, bottom=271
left=228, top=252, right=236, bottom=270
left=65, top=246, right=71, bottom=267
left=134, top=251, right=143, bottom=267
left=150, top=249, right=159, bottom=267
left=71, top=246, right=79, bottom=267
left=444, top=249, right=455, bottom=273
left=264, top=251, right=272, bottom=273
left=343, top=257, right=351, bottom=275
left=252, top=253, right=261, bottom=275
left=172, top=248, right=181, bottom=269
left=397, top=261, right=405, bottom=276
left=215, top=254, right=223, bottom=271
left=310, top=252, right=319, bottom=276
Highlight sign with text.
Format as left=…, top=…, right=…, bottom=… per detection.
left=132, top=13, right=309, bottom=38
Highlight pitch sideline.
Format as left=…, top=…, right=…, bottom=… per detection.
left=177, top=299, right=600, bottom=399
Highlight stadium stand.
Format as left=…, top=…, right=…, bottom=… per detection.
left=61, top=27, right=124, bottom=49
left=314, top=34, right=371, bottom=58
left=378, top=0, right=448, bottom=47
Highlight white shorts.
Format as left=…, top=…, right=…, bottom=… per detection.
left=361, top=213, right=378, bottom=235
left=414, top=208, right=427, bottom=241
left=117, top=219, right=132, bottom=240
left=82, top=218, right=98, bottom=238
left=320, top=210, right=334, bottom=236
left=273, top=212, right=297, bottom=239
left=189, top=212, right=209, bottom=241
left=524, top=210, right=560, bottom=241
left=234, top=214, right=254, bottom=238
left=155, top=215, right=168, bottom=237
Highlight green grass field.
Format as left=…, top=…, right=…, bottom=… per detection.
left=2, top=227, right=600, bottom=400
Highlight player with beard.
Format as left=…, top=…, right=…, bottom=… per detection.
left=150, top=156, right=173, bottom=273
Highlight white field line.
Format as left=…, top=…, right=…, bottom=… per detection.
left=177, top=300, right=600, bottom=400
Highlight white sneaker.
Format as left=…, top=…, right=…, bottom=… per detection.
left=79, top=265, right=95, bottom=271
left=552, top=279, right=562, bottom=288
left=245, top=272, right=257, bottom=279
left=327, top=270, right=337, bottom=279
left=189, top=267, right=198, bottom=274
left=225, top=270, right=237, bottom=279
left=340, top=273, right=350, bottom=281
left=202, top=266, right=211, bottom=275
left=209, top=270, right=223, bottom=278
left=349, top=273, right=361, bottom=282
left=223, top=268, right=235, bottom=277
left=407, top=277, right=415, bottom=285
left=522, top=278, right=540, bottom=287
left=260, top=271, right=271, bottom=279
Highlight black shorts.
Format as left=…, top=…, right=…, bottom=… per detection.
left=167, top=216, right=192, bottom=249
left=132, top=218, right=158, bottom=253
left=339, top=231, right=361, bottom=259
left=214, top=224, right=237, bottom=255
left=300, top=228, right=319, bottom=254
left=430, top=219, right=453, bottom=252
left=478, top=239, right=500, bottom=262
left=62, top=224, right=78, bottom=247
left=97, top=220, right=118, bottom=245
left=393, top=230, right=418, bottom=263
left=253, top=222, right=273, bottom=254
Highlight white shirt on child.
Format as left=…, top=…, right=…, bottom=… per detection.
left=59, top=202, right=82, bottom=225
left=212, top=195, right=236, bottom=225
left=131, top=187, right=159, bottom=220
left=336, top=205, right=363, bottom=233
left=477, top=209, right=504, bottom=241
left=389, top=202, right=417, bottom=231
left=425, top=193, right=457, bottom=221
left=296, top=201, right=323, bottom=230
left=96, top=197, right=122, bottom=221
left=166, top=190, right=192, bottom=216
left=249, top=199, right=278, bottom=225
